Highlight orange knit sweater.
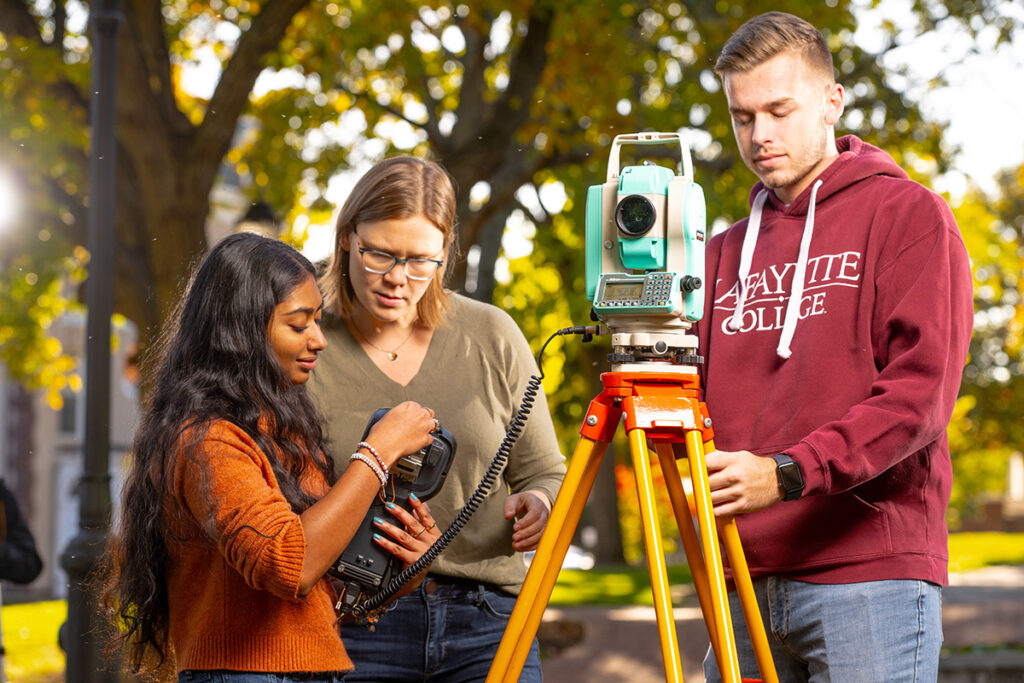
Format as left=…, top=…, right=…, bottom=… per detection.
left=164, top=419, right=351, bottom=674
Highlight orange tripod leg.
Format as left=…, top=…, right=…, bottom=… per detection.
left=720, top=517, right=778, bottom=683
left=654, top=443, right=724, bottom=668
left=626, top=428, right=685, bottom=682
left=679, top=432, right=742, bottom=682
left=486, top=434, right=608, bottom=683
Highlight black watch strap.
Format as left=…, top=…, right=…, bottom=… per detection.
left=772, top=453, right=804, bottom=501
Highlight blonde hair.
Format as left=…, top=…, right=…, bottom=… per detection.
left=321, top=156, right=459, bottom=329
left=715, top=12, right=835, bottom=83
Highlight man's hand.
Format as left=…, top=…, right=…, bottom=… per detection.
left=704, top=449, right=781, bottom=517
left=504, top=490, right=552, bottom=552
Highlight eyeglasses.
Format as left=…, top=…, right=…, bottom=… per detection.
left=353, top=234, right=444, bottom=281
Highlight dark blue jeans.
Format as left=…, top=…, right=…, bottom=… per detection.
left=178, top=673, right=346, bottom=683
left=340, top=576, right=542, bottom=682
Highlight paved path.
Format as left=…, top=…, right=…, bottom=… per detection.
left=538, top=565, right=1024, bottom=682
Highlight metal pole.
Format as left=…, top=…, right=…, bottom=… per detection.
left=59, top=0, right=121, bottom=680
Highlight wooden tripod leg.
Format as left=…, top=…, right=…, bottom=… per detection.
left=654, top=443, right=724, bottom=668
left=626, top=428, right=685, bottom=683
left=486, top=435, right=608, bottom=683
left=681, top=431, right=742, bottom=682
left=720, top=518, right=779, bottom=683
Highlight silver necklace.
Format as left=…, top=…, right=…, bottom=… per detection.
left=352, top=321, right=416, bottom=361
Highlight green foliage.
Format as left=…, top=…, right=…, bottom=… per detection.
left=0, top=245, right=87, bottom=409
left=946, top=167, right=1024, bottom=528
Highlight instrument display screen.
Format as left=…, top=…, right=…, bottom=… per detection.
left=602, top=281, right=645, bottom=301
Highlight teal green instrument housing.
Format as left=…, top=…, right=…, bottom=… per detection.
left=619, top=164, right=673, bottom=194
left=618, top=236, right=665, bottom=272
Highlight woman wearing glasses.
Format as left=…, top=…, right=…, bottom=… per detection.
left=310, top=156, right=565, bottom=682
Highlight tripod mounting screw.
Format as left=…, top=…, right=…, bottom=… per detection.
left=586, top=415, right=599, bottom=426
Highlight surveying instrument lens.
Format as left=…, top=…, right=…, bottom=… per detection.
left=615, top=194, right=656, bottom=236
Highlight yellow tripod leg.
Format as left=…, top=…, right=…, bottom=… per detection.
left=720, top=518, right=778, bottom=683
left=682, top=430, right=742, bottom=682
left=487, top=435, right=608, bottom=683
left=655, top=443, right=724, bottom=668
left=627, top=428, right=685, bottom=683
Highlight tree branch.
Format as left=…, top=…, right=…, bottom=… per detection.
left=0, top=0, right=42, bottom=40
left=193, top=0, right=313, bottom=186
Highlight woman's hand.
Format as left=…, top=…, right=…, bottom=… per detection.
left=372, top=493, right=441, bottom=566
left=505, top=490, right=552, bottom=552
left=363, top=401, right=436, bottom=469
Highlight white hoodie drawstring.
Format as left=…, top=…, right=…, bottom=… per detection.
left=727, top=189, right=768, bottom=333
left=776, top=179, right=823, bottom=359
left=728, top=180, right=823, bottom=359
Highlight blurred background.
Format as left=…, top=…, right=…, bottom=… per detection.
left=0, top=0, right=1022, bottom=680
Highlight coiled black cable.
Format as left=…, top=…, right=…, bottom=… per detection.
left=350, top=325, right=597, bottom=618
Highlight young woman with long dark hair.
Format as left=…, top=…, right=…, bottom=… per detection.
left=101, top=232, right=441, bottom=681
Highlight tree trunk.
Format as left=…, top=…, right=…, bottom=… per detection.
left=582, top=343, right=626, bottom=565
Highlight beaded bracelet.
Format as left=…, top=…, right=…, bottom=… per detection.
left=350, top=452, right=387, bottom=489
left=357, top=440, right=389, bottom=477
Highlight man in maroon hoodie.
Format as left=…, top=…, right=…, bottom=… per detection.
left=697, top=11, right=974, bottom=682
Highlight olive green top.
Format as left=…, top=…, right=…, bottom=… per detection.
left=308, top=293, right=566, bottom=594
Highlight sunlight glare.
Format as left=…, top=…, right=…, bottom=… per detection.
left=0, top=168, right=20, bottom=233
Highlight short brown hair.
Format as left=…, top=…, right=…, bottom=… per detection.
left=321, top=156, right=459, bottom=328
left=715, top=12, right=834, bottom=82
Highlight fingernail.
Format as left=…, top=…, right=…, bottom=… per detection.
left=373, top=516, right=385, bottom=525
left=373, top=533, right=383, bottom=541
left=385, top=502, right=396, bottom=509
left=409, top=493, right=420, bottom=502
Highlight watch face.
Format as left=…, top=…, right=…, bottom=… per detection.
left=776, top=458, right=804, bottom=500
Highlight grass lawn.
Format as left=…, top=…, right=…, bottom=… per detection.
left=0, top=599, right=65, bottom=682
left=4, top=531, right=1022, bottom=678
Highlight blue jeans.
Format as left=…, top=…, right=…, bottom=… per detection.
left=703, top=578, right=943, bottom=683
left=178, top=673, right=346, bottom=683
left=339, top=575, right=542, bottom=682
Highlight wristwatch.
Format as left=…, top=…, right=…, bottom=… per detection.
left=772, top=453, right=804, bottom=501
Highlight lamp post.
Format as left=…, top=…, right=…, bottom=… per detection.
left=59, top=0, right=121, bottom=680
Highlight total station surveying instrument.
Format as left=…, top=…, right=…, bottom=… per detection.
left=487, top=132, right=779, bottom=683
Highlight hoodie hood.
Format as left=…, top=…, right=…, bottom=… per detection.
left=748, top=135, right=910, bottom=216
left=730, top=136, right=910, bottom=358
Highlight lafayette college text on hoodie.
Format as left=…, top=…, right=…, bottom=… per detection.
left=697, top=135, right=974, bottom=585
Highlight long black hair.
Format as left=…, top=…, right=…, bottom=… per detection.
left=100, top=232, right=336, bottom=673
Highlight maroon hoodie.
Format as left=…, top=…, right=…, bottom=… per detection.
left=697, top=136, right=973, bottom=585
